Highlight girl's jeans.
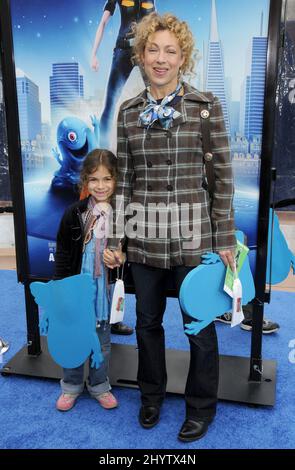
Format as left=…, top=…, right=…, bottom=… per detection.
left=60, top=323, right=111, bottom=397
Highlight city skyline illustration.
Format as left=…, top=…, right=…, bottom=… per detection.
left=12, top=0, right=270, bottom=156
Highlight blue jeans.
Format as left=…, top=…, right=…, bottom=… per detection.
left=60, top=323, right=111, bottom=397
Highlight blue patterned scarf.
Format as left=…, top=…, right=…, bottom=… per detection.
left=139, top=83, right=182, bottom=130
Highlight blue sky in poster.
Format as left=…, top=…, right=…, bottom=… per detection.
left=11, top=0, right=269, bottom=122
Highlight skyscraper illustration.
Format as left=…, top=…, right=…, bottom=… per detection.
left=16, top=72, right=42, bottom=141
left=230, top=101, right=240, bottom=135
left=242, top=35, right=268, bottom=139
left=205, top=0, right=230, bottom=134
left=50, top=62, right=84, bottom=127
left=240, top=75, right=250, bottom=136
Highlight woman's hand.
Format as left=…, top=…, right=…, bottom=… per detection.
left=103, top=248, right=126, bottom=269
left=218, top=250, right=236, bottom=272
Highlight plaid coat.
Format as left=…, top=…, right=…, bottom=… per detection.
left=108, top=82, right=236, bottom=269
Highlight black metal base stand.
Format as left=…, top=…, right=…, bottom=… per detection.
left=1, top=337, right=276, bottom=406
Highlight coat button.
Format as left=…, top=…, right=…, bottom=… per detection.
left=147, top=161, right=153, bottom=168
left=204, top=152, right=213, bottom=161
left=200, top=109, right=210, bottom=119
left=147, top=185, right=152, bottom=191
left=167, top=184, right=173, bottom=191
left=166, top=159, right=172, bottom=165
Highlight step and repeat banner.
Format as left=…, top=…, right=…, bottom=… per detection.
left=9, top=0, right=270, bottom=278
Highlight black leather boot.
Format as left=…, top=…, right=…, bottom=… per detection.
left=139, top=406, right=160, bottom=429
left=178, top=419, right=210, bottom=442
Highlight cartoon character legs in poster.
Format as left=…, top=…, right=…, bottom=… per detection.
left=91, top=1, right=156, bottom=149
left=99, top=47, right=134, bottom=148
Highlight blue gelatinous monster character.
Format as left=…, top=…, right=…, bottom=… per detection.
left=30, top=273, right=103, bottom=369
left=179, top=231, right=255, bottom=335
left=266, top=209, right=295, bottom=284
left=51, top=115, right=100, bottom=190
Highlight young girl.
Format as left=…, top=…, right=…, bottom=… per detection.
left=54, top=149, right=125, bottom=412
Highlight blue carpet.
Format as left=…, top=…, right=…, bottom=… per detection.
left=0, top=269, right=295, bottom=449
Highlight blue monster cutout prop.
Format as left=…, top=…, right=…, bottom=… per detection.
left=30, top=273, right=103, bottom=369
left=51, top=115, right=100, bottom=190
left=266, top=209, right=295, bottom=284
left=179, top=231, right=255, bottom=335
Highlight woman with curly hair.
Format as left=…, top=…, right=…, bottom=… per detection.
left=105, top=12, right=236, bottom=442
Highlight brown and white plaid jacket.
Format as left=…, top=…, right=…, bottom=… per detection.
left=108, top=82, right=236, bottom=269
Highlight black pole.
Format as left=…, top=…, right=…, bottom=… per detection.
left=23, top=283, right=41, bottom=356
left=0, top=0, right=41, bottom=355
left=249, top=0, right=284, bottom=381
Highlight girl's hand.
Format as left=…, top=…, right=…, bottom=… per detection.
left=218, top=250, right=236, bottom=272
left=103, top=249, right=118, bottom=268
left=113, top=248, right=126, bottom=266
left=103, top=248, right=126, bottom=269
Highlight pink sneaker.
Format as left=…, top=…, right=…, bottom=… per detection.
left=95, top=391, right=118, bottom=409
left=56, top=393, right=79, bottom=412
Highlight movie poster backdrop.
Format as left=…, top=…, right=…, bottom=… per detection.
left=9, top=0, right=270, bottom=278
